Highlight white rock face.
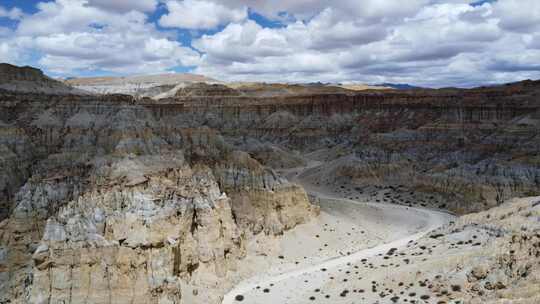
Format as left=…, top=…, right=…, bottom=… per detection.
left=0, top=151, right=308, bottom=303
left=64, top=73, right=218, bottom=97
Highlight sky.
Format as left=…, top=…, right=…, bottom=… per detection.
left=0, top=0, right=539, bottom=87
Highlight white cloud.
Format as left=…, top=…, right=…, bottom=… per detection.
left=0, top=42, right=14, bottom=63
left=216, top=0, right=429, bottom=23
left=492, top=0, right=540, bottom=33
left=34, top=30, right=200, bottom=74
left=0, top=5, right=23, bottom=20
left=526, top=34, right=540, bottom=49
left=192, top=7, right=391, bottom=63
left=306, top=8, right=388, bottom=50
left=0, top=29, right=33, bottom=65
left=159, top=0, right=247, bottom=29
left=87, top=0, right=157, bottom=13
left=18, top=0, right=110, bottom=36
left=385, top=3, right=502, bottom=62
left=4, top=0, right=540, bottom=87
left=0, top=26, right=12, bottom=38
left=191, top=0, right=540, bottom=87
left=13, top=0, right=199, bottom=75
left=194, top=21, right=294, bottom=64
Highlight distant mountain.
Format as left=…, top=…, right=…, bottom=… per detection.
left=64, top=73, right=217, bottom=86
left=64, top=73, right=218, bottom=96
left=374, top=83, right=424, bottom=90
left=335, top=83, right=393, bottom=91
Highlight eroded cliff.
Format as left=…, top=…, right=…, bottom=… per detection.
left=1, top=65, right=539, bottom=303
left=0, top=82, right=316, bottom=303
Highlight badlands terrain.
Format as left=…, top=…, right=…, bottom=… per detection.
left=0, top=63, right=539, bottom=304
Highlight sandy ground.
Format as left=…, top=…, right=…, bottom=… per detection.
left=221, top=161, right=454, bottom=304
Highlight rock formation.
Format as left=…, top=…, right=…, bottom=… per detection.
left=367, top=196, right=540, bottom=304
left=0, top=66, right=317, bottom=303
left=0, top=63, right=84, bottom=95
left=64, top=74, right=218, bottom=97
left=0, top=64, right=539, bottom=303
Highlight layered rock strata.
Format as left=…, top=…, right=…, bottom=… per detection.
left=1, top=65, right=539, bottom=303
left=0, top=86, right=316, bottom=303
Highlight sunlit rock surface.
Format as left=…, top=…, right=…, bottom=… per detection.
left=0, top=65, right=539, bottom=303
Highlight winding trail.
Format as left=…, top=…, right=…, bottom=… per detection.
left=222, top=161, right=454, bottom=304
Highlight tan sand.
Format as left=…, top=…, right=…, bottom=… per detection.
left=221, top=160, right=454, bottom=304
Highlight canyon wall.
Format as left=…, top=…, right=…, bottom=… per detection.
left=0, top=72, right=539, bottom=303
left=162, top=82, right=540, bottom=213
left=0, top=92, right=316, bottom=303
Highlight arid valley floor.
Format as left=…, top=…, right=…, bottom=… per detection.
left=0, top=63, right=539, bottom=304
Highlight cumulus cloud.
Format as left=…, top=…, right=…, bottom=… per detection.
left=492, top=0, right=540, bottom=33
left=0, top=5, right=23, bottom=20
left=306, top=8, right=388, bottom=49
left=194, top=21, right=293, bottom=64
left=0, top=26, right=12, bottom=38
left=0, top=36, right=34, bottom=65
left=526, top=34, right=540, bottom=49
left=4, top=0, right=540, bottom=86
left=191, top=0, right=540, bottom=87
left=87, top=0, right=158, bottom=13
left=0, top=42, right=14, bottom=63
left=33, top=31, right=199, bottom=74
left=216, top=0, right=429, bottom=23
left=159, top=0, right=247, bottom=29
left=13, top=0, right=199, bottom=75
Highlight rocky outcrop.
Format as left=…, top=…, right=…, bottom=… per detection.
left=175, top=83, right=241, bottom=98
left=26, top=154, right=244, bottom=304
left=166, top=81, right=538, bottom=214
left=0, top=64, right=49, bottom=83
left=64, top=73, right=217, bottom=97
left=0, top=92, right=315, bottom=303
left=323, top=105, right=540, bottom=213
left=2, top=74, right=539, bottom=216
left=0, top=120, right=34, bottom=220
left=0, top=63, right=84, bottom=95
left=228, top=185, right=316, bottom=236
left=1, top=65, right=539, bottom=303
left=321, top=196, right=540, bottom=304
left=403, top=196, right=540, bottom=303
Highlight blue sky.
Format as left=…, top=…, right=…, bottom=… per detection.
left=1, top=0, right=42, bottom=13
left=0, top=0, right=539, bottom=87
left=0, top=1, right=285, bottom=47
left=0, top=0, right=286, bottom=76
left=0, top=1, right=25, bottom=29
